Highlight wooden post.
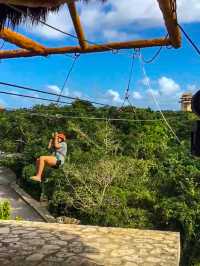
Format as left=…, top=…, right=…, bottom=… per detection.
left=0, top=37, right=171, bottom=59
left=67, top=1, right=88, bottom=50
left=0, top=28, right=46, bottom=53
left=157, top=0, right=181, bottom=48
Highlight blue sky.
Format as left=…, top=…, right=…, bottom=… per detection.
left=0, top=0, right=200, bottom=110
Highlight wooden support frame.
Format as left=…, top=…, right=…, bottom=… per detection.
left=157, top=0, right=181, bottom=48
left=0, top=0, right=181, bottom=59
left=67, top=1, right=88, bottom=50
left=0, top=38, right=171, bottom=59
left=0, top=28, right=46, bottom=53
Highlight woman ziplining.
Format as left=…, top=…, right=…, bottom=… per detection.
left=30, top=132, right=68, bottom=182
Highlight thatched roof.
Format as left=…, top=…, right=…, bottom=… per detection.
left=0, top=4, right=60, bottom=29
left=0, top=1, right=68, bottom=8
left=0, top=0, right=105, bottom=29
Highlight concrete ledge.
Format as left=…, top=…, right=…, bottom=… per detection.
left=0, top=220, right=180, bottom=266
left=10, top=182, right=55, bottom=223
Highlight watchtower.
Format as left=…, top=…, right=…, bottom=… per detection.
left=180, top=93, right=192, bottom=112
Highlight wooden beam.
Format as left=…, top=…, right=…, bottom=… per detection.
left=0, top=38, right=172, bottom=59
left=157, top=0, right=181, bottom=48
left=0, top=28, right=46, bottom=53
left=67, top=1, right=87, bottom=50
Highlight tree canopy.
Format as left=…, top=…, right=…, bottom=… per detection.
left=0, top=102, right=199, bottom=266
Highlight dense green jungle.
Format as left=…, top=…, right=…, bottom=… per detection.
left=0, top=101, right=200, bottom=266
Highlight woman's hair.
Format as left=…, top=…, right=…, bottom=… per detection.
left=57, top=132, right=66, bottom=141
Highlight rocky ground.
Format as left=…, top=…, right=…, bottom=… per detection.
left=0, top=220, right=180, bottom=266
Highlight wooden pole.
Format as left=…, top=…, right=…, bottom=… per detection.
left=67, top=1, right=88, bottom=50
left=157, top=0, right=181, bottom=48
left=0, top=37, right=171, bottom=59
left=0, top=28, right=46, bottom=53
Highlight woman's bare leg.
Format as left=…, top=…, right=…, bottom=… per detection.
left=31, top=156, right=57, bottom=182
left=36, top=158, right=39, bottom=173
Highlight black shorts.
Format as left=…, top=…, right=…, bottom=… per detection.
left=52, top=160, right=62, bottom=169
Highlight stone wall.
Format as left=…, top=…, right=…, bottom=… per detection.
left=0, top=220, right=180, bottom=266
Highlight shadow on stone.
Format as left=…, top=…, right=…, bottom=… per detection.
left=0, top=221, right=102, bottom=266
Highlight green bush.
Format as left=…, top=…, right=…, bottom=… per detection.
left=0, top=201, right=11, bottom=220
left=47, top=157, right=155, bottom=227
left=0, top=104, right=199, bottom=265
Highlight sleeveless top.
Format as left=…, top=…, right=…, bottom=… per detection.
left=51, top=142, right=67, bottom=165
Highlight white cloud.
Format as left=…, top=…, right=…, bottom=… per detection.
left=106, top=89, right=123, bottom=104
left=9, top=90, right=20, bottom=99
left=158, top=77, right=180, bottom=96
left=23, top=0, right=200, bottom=42
left=47, top=85, right=61, bottom=94
left=32, top=93, right=40, bottom=98
left=132, top=91, right=143, bottom=100
left=146, top=88, right=160, bottom=97
left=103, top=29, right=129, bottom=42
left=24, top=6, right=74, bottom=39
left=141, top=77, right=150, bottom=86
left=46, top=84, right=84, bottom=100
left=71, top=91, right=82, bottom=98
left=177, top=0, right=200, bottom=24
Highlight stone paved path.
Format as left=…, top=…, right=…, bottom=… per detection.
left=0, top=220, right=180, bottom=266
left=0, top=167, right=43, bottom=221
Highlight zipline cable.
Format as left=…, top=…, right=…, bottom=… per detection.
left=57, top=54, right=80, bottom=103
left=0, top=81, right=112, bottom=107
left=0, top=90, right=71, bottom=105
left=138, top=51, right=181, bottom=144
left=18, top=111, right=177, bottom=123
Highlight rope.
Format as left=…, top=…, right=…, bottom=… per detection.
left=127, top=52, right=135, bottom=95
left=138, top=52, right=181, bottom=144
left=141, top=34, right=169, bottom=64
left=5, top=4, right=81, bottom=40
left=141, top=46, right=163, bottom=64
left=57, top=54, right=80, bottom=103
left=65, top=54, right=77, bottom=59
left=178, top=24, right=200, bottom=56
left=0, top=41, right=5, bottom=50
left=172, top=0, right=200, bottom=56
left=121, top=51, right=136, bottom=112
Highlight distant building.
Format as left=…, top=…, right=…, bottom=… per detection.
left=180, top=93, right=192, bottom=112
